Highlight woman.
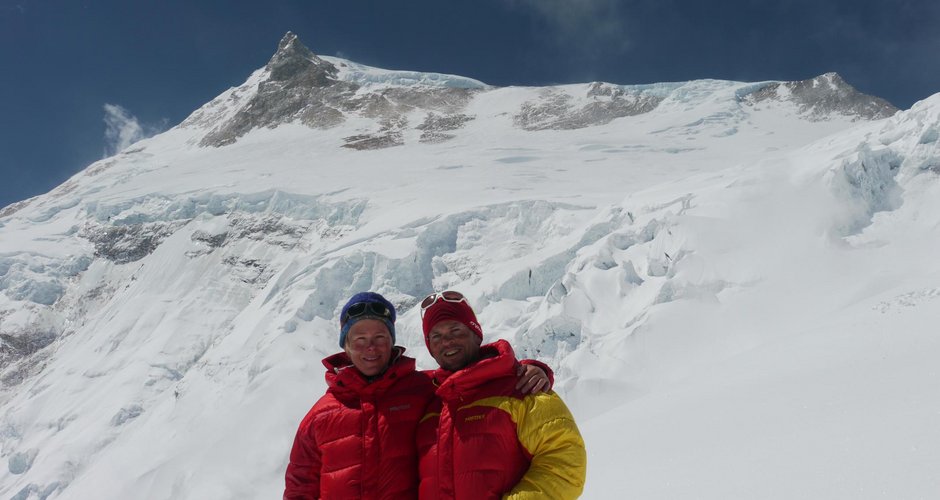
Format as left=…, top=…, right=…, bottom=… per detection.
left=284, top=292, right=549, bottom=499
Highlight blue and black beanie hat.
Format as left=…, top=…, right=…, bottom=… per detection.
left=338, top=292, right=396, bottom=348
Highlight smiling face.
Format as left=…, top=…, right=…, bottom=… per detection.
left=343, top=319, right=393, bottom=377
left=426, top=319, right=482, bottom=372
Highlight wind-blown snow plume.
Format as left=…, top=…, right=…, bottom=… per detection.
left=102, top=104, right=161, bottom=157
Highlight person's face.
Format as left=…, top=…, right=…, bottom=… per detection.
left=427, top=319, right=482, bottom=372
left=344, top=319, right=393, bottom=377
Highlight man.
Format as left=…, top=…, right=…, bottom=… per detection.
left=284, top=292, right=430, bottom=499
left=416, top=291, right=587, bottom=499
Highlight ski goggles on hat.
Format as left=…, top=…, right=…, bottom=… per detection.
left=420, top=290, right=468, bottom=318
left=341, top=302, right=392, bottom=325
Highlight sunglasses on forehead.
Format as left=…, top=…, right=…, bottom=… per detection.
left=341, top=302, right=392, bottom=325
left=419, top=290, right=468, bottom=318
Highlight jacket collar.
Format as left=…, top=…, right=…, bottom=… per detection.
left=433, top=339, right=518, bottom=401
left=323, top=346, right=413, bottom=398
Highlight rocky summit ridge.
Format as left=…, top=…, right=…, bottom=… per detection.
left=190, top=32, right=898, bottom=150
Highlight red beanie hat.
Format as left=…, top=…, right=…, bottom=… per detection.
left=422, top=299, right=483, bottom=347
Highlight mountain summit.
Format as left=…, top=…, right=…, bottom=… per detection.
left=266, top=31, right=338, bottom=85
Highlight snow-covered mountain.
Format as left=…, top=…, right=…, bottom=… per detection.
left=2, top=32, right=938, bottom=499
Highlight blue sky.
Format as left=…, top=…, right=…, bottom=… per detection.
left=1, top=0, right=938, bottom=209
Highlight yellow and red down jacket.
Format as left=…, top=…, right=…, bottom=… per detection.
left=284, top=348, right=434, bottom=499
left=416, top=340, right=587, bottom=499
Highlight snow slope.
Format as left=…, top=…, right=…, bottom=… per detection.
left=578, top=96, right=940, bottom=498
left=1, top=35, right=937, bottom=499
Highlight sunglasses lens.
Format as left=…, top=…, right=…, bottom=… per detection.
left=346, top=303, right=367, bottom=318
left=368, top=303, right=390, bottom=318
left=420, top=294, right=439, bottom=309
left=441, top=291, right=464, bottom=301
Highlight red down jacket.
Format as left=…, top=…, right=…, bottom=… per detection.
left=416, top=340, right=586, bottom=500
left=284, top=347, right=434, bottom=499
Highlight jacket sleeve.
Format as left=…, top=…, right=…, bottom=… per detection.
left=505, top=392, right=587, bottom=499
left=284, top=411, right=322, bottom=500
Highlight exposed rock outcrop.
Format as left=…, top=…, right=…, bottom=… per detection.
left=743, top=72, right=898, bottom=120
left=515, top=83, right=665, bottom=131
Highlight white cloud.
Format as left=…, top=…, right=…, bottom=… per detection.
left=102, top=104, right=162, bottom=157
left=509, top=0, right=632, bottom=54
